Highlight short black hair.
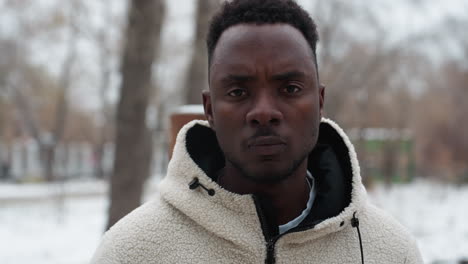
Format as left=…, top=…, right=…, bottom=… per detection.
left=206, top=0, right=319, bottom=68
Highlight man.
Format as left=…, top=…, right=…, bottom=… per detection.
left=92, top=0, right=423, bottom=263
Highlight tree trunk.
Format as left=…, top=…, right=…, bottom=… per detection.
left=382, top=140, right=397, bottom=187
left=93, top=144, right=106, bottom=179
left=42, top=145, right=56, bottom=181
left=184, top=0, right=219, bottom=104
left=106, top=0, right=165, bottom=230
left=94, top=1, right=116, bottom=180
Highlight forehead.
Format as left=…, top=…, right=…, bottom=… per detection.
left=210, top=24, right=316, bottom=78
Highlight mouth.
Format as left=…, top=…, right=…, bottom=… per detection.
left=247, top=136, right=286, bottom=156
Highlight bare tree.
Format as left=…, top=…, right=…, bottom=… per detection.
left=41, top=5, right=80, bottom=181
left=1, top=0, right=82, bottom=181
left=106, top=0, right=165, bottom=230
left=92, top=0, right=124, bottom=179
left=184, top=0, right=219, bottom=104
left=306, top=0, right=433, bottom=184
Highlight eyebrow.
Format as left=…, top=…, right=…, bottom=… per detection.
left=272, top=71, right=306, bottom=81
left=220, top=74, right=256, bottom=83
left=219, top=70, right=307, bottom=84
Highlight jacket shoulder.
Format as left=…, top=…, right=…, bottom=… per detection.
left=91, top=195, right=182, bottom=264
left=362, top=203, right=424, bottom=264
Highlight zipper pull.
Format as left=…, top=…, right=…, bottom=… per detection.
left=267, top=239, right=275, bottom=251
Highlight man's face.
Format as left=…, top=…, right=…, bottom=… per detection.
left=203, top=24, right=324, bottom=183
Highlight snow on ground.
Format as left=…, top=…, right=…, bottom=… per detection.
left=0, top=196, right=106, bottom=264
left=0, top=178, right=160, bottom=264
left=1, top=178, right=467, bottom=264
left=0, top=180, right=108, bottom=202
left=368, top=180, right=468, bottom=263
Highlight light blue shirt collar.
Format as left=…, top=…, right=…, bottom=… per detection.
left=278, top=170, right=316, bottom=235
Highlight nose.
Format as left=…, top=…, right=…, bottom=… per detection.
left=246, top=93, right=283, bottom=126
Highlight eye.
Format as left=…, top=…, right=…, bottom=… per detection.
left=227, top=89, right=246, bottom=97
left=283, top=85, right=302, bottom=94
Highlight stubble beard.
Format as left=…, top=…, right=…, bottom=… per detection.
left=219, top=120, right=320, bottom=184
left=225, top=147, right=311, bottom=184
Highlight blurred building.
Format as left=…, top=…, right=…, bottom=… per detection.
left=348, top=128, right=414, bottom=183
left=0, top=138, right=114, bottom=182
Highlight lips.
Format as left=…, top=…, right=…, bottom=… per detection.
left=247, top=136, right=286, bottom=156
left=248, top=136, right=285, bottom=147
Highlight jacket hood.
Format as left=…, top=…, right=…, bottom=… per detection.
left=158, top=118, right=367, bottom=244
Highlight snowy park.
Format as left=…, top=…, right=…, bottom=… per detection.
left=1, top=0, right=468, bottom=263
left=1, top=178, right=467, bottom=264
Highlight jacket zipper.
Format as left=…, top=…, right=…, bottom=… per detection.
left=265, top=237, right=279, bottom=264
left=262, top=220, right=323, bottom=263
left=253, top=195, right=279, bottom=264
left=254, top=195, right=324, bottom=264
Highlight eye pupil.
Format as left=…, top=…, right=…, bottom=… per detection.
left=229, top=89, right=244, bottom=97
left=286, top=86, right=298, bottom=93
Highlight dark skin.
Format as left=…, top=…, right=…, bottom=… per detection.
left=203, top=24, right=325, bottom=225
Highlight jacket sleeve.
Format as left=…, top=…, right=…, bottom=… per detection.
left=404, top=238, right=424, bottom=264
left=90, top=232, right=124, bottom=264
left=90, top=200, right=167, bottom=263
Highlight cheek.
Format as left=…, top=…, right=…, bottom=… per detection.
left=213, top=100, right=245, bottom=125
left=212, top=102, right=244, bottom=143
left=292, top=96, right=320, bottom=122
left=289, top=97, right=321, bottom=145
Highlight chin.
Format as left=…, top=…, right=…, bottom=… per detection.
left=243, top=165, right=292, bottom=184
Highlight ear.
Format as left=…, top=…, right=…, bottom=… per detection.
left=319, top=84, right=325, bottom=117
left=202, top=90, right=215, bottom=130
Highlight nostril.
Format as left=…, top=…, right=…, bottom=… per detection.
left=246, top=98, right=283, bottom=126
left=251, top=119, right=260, bottom=125
left=247, top=112, right=282, bottom=126
left=249, top=117, right=280, bottom=127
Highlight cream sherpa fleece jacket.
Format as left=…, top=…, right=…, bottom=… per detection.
left=92, top=119, right=423, bottom=264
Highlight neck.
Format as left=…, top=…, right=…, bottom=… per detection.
left=218, top=160, right=310, bottom=225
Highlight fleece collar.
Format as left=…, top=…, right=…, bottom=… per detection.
left=158, top=118, right=367, bottom=244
